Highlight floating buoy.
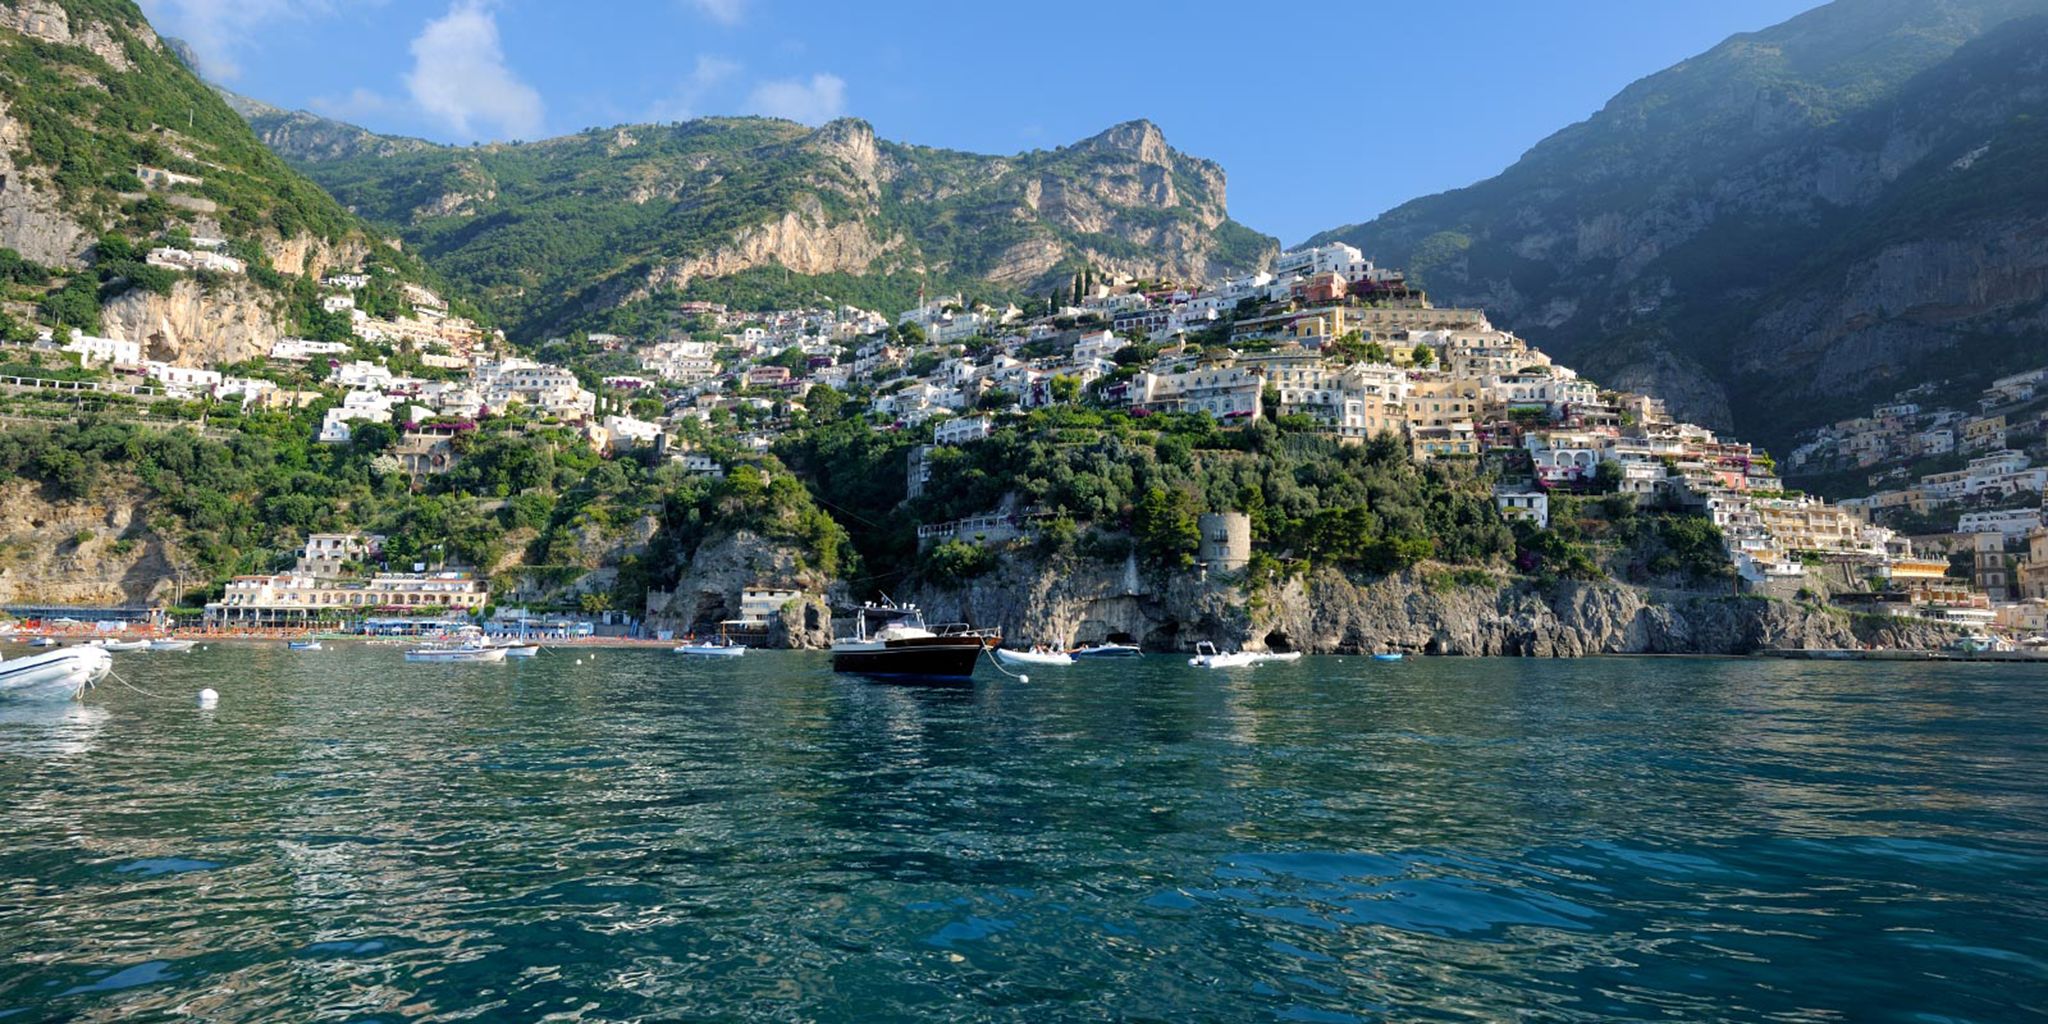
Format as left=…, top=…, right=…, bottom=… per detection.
left=1019, top=674, right=1030, bottom=683
left=197, top=688, right=219, bottom=707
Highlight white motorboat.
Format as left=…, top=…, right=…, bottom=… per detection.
left=404, top=644, right=507, bottom=664
left=994, top=647, right=1074, bottom=668
left=498, top=642, right=541, bottom=659
left=1068, top=642, right=1142, bottom=658
left=0, top=645, right=112, bottom=700
left=673, top=636, right=745, bottom=657
left=288, top=640, right=323, bottom=651
left=147, top=639, right=197, bottom=653
left=1188, top=641, right=1259, bottom=669
left=1248, top=651, right=1302, bottom=665
left=95, top=638, right=151, bottom=652
left=27, top=636, right=58, bottom=648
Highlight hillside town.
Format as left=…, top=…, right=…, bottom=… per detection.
left=6, top=238, right=2045, bottom=643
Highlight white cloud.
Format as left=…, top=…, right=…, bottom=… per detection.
left=743, top=72, right=846, bottom=125
left=310, top=87, right=399, bottom=123
left=403, top=0, right=545, bottom=141
left=684, top=0, right=747, bottom=25
left=138, top=0, right=346, bottom=80
left=648, top=55, right=742, bottom=123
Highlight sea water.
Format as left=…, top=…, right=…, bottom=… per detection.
left=1, top=646, right=2042, bottom=1021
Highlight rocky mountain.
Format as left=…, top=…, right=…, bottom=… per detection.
left=1308, top=0, right=2048, bottom=457
left=243, top=110, right=1277, bottom=336
left=0, top=0, right=441, bottom=364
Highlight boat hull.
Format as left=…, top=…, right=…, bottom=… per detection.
left=500, top=644, right=540, bottom=659
left=1069, top=644, right=1141, bottom=658
left=404, top=647, right=507, bottom=664
left=832, top=637, right=990, bottom=680
left=0, top=647, right=113, bottom=700
left=674, top=645, right=745, bottom=657
left=994, top=648, right=1074, bottom=668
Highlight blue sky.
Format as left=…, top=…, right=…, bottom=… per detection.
left=139, top=0, right=1821, bottom=244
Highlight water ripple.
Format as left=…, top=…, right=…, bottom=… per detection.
left=0, top=647, right=2043, bottom=1021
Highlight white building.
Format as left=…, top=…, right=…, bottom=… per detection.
left=1958, top=508, right=2043, bottom=542
left=933, top=415, right=994, bottom=446
left=62, top=331, right=142, bottom=369
left=271, top=338, right=353, bottom=361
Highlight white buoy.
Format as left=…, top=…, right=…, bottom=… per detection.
left=197, top=688, right=219, bottom=707
left=1020, top=674, right=1030, bottom=683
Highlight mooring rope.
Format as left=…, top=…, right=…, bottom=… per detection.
left=982, top=645, right=1030, bottom=682
left=105, top=668, right=177, bottom=700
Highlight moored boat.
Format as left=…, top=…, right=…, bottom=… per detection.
left=288, top=640, right=323, bottom=651
left=498, top=642, right=541, bottom=659
left=1371, top=652, right=1405, bottom=662
left=0, top=645, right=112, bottom=700
left=404, top=644, right=507, bottom=664
left=1068, top=642, right=1142, bottom=658
left=1248, top=651, right=1302, bottom=665
left=831, top=600, right=996, bottom=680
left=147, top=639, right=197, bottom=653
left=673, top=636, right=745, bottom=657
left=1188, top=641, right=1258, bottom=669
left=995, top=646, right=1074, bottom=668
left=95, top=638, right=151, bottom=652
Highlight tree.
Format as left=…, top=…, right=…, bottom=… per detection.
left=1049, top=375, right=1081, bottom=403
left=1410, top=343, right=1436, bottom=367
left=350, top=420, right=396, bottom=455
left=1134, top=486, right=1200, bottom=569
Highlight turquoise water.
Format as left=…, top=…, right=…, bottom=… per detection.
left=1, top=646, right=2044, bottom=1022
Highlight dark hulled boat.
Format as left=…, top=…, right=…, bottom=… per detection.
left=831, top=600, right=998, bottom=680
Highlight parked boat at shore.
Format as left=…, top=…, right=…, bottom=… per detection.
left=831, top=600, right=996, bottom=680
left=498, top=642, right=541, bottom=659
left=995, top=646, right=1074, bottom=668
left=94, top=639, right=150, bottom=652
left=147, top=639, right=196, bottom=653
left=0, top=645, right=112, bottom=700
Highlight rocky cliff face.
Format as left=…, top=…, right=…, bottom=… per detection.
left=1308, top=1, right=2048, bottom=452
left=906, top=555, right=1959, bottom=656
left=0, top=98, right=91, bottom=266
left=644, top=529, right=835, bottom=649
left=99, top=277, right=287, bottom=368
left=0, top=477, right=176, bottom=607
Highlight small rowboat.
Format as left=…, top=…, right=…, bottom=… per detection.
left=96, top=639, right=150, bottom=652
left=499, top=642, right=541, bottom=659
left=1371, top=652, right=1405, bottom=662
left=148, top=639, right=197, bottom=653
left=289, top=640, right=323, bottom=651
left=994, top=647, right=1074, bottom=668
left=404, top=644, right=507, bottom=664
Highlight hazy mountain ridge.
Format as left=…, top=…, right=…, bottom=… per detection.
left=1308, top=0, right=2048, bottom=454
left=241, top=107, right=1279, bottom=335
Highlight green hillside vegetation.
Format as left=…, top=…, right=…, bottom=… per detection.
left=0, top=0, right=454, bottom=344
left=250, top=113, right=1276, bottom=338
left=0, top=408, right=848, bottom=614
left=0, top=0, right=353, bottom=243
left=777, top=408, right=1517, bottom=591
